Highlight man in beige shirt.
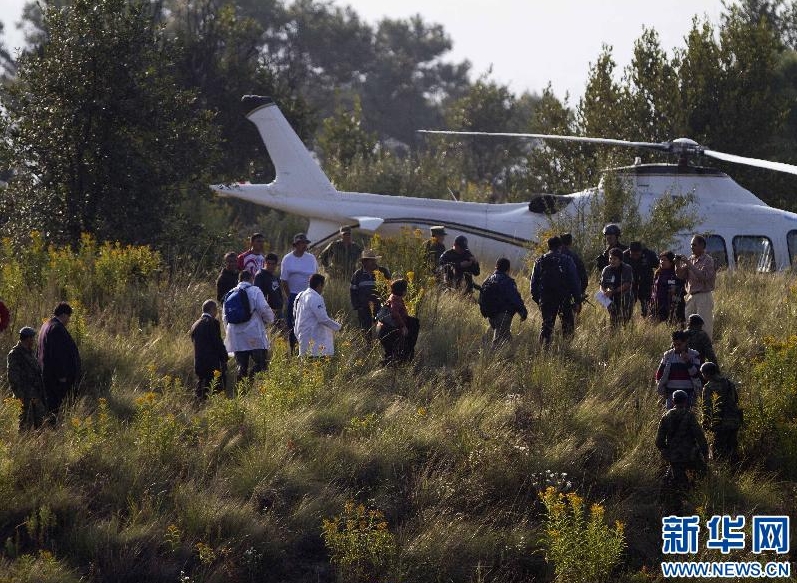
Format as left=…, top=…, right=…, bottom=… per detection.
left=676, top=235, right=716, bottom=338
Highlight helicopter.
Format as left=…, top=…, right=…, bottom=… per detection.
left=211, top=96, right=797, bottom=271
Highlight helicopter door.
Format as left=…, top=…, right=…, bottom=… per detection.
left=705, top=235, right=729, bottom=270
left=732, top=236, right=776, bottom=272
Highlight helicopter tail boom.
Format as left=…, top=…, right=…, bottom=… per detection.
left=244, top=96, right=338, bottom=197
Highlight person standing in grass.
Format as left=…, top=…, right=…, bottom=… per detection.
left=439, top=235, right=480, bottom=293
left=423, top=226, right=447, bottom=275
left=656, top=389, right=709, bottom=491
left=190, top=300, right=229, bottom=400
left=377, top=279, right=419, bottom=365
left=293, top=273, right=341, bottom=357
left=560, top=233, right=588, bottom=302
left=599, top=248, right=634, bottom=327
left=623, top=241, right=659, bottom=318
left=479, top=257, right=527, bottom=348
left=684, top=313, right=718, bottom=366
left=350, top=249, right=391, bottom=341
left=651, top=251, right=686, bottom=325
left=700, top=362, right=742, bottom=463
left=237, top=232, right=267, bottom=278
left=655, top=330, right=702, bottom=409
left=216, top=252, right=239, bottom=302
left=319, top=226, right=362, bottom=280
left=530, top=236, right=581, bottom=345
left=7, top=326, right=47, bottom=429
left=254, top=253, right=284, bottom=320
left=675, top=235, right=716, bottom=338
left=223, top=271, right=274, bottom=382
left=38, top=302, right=81, bottom=420
left=281, top=233, right=318, bottom=354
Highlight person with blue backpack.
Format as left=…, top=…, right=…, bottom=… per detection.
left=223, top=270, right=274, bottom=384
left=478, top=258, right=527, bottom=348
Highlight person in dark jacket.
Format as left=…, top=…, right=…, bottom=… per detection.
left=439, top=235, right=480, bottom=292
left=38, top=302, right=81, bottom=419
left=651, top=251, right=686, bottom=325
left=377, top=279, right=419, bottom=365
left=480, top=258, right=527, bottom=348
left=216, top=252, right=239, bottom=302
left=7, top=326, right=47, bottom=429
left=656, top=389, right=709, bottom=491
left=623, top=241, right=659, bottom=318
left=599, top=248, right=634, bottom=326
left=190, top=300, right=229, bottom=400
left=594, top=223, right=629, bottom=272
left=254, top=253, right=284, bottom=317
left=423, top=226, right=447, bottom=275
left=685, top=314, right=718, bottom=366
left=530, top=237, right=581, bottom=345
left=350, top=249, right=391, bottom=340
left=560, top=233, right=588, bottom=299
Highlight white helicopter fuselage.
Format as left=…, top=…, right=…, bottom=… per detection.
left=212, top=98, right=797, bottom=272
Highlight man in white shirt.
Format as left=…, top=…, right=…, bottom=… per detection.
left=223, top=270, right=275, bottom=382
left=293, top=273, right=341, bottom=357
left=280, top=233, right=318, bottom=354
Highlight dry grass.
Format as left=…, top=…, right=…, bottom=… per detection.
left=0, top=259, right=795, bottom=582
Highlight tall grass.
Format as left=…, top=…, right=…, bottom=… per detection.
left=0, top=236, right=795, bottom=582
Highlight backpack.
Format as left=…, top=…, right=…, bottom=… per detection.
left=375, top=304, right=396, bottom=327
left=223, top=285, right=253, bottom=324
left=478, top=275, right=501, bottom=318
left=537, top=253, right=567, bottom=301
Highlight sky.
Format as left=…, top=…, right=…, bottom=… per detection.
left=1, top=0, right=727, bottom=100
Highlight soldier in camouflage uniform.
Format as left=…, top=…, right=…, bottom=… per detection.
left=700, top=362, right=741, bottom=463
left=685, top=314, right=718, bottom=366
left=656, top=389, right=709, bottom=491
left=319, top=226, right=363, bottom=280
left=6, top=327, right=47, bottom=429
left=423, top=226, right=447, bottom=275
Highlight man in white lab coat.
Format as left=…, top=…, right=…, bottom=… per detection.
left=293, top=274, right=342, bottom=357
left=223, top=270, right=275, bottom=382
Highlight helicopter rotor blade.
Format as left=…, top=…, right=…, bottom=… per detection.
left=417, top=130, right=670, bottom=151
left=702, top=149, right=797, bottom=176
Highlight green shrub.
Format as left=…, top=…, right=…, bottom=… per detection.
left=539, top=487, right=625, bottom=583
left=321, top=501, right=397, bottom=583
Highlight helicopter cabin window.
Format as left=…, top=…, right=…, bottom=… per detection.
left=788, top=230, right=797, bottom=268
left=732, top=236, right=775, bottom=272
left=704, top=235, right=728, bottom=269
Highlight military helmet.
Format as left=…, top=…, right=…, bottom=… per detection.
left=602, top=223, right=621, bottom=236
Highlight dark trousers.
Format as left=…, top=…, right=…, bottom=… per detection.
left=195, top=369, right=227, bottom=400
left=44, top=378, right=72, bottom=419
left=357, top=305, right=376, bottom=340
left=539, top=300, right=574, bottom=345
left=286, top=293, right=298, bottom=353
left=608, top=295, right=633, bottom=327
left=234, top=350, right=267, bottom=382
left=488, top=312, right=514, bottom=348
left=636, top=295, right=651, bottom=318
left=20, top=397, right=47, bottom=430
left=379, top=317, right=420, bottom=364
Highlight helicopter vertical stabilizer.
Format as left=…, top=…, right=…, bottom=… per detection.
left=243, top=96, right=337, bottom=197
